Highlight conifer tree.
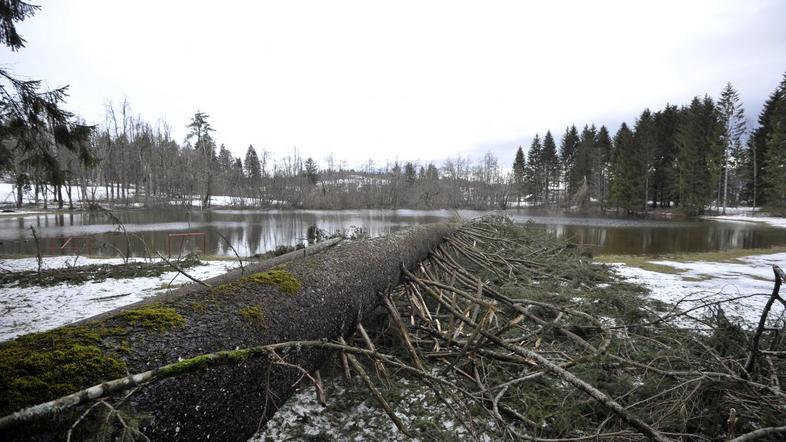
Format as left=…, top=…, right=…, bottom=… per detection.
left=542, top=131, right=558, bottom=204
left=571, top=125, right=597, bottom=203
left=0, top=1, right=96, bottom=207
left=525, top=134, right=543, bottom=203
left=634, top=109, right=657, bottom=211
left=761, top=74, right=786, bottom=208
left=595, top=126, right=613, bottom=209
left=304, top=157, right=319, bottom=185
left=609, top=123, right=641, bottom=213
left=512, top=146, right=526, bottom=204
left=244, top=145, right=262, bottom=181
left=716, top=82, right=747, bottom=212
left=652, top=105, right=681, bottom=208
left=404, top=162, right=417, bottom=185
left=425, top=163, right=439, bottom=181
left=186, top=111, right=216, bottom=207
left=749, top=74, right=785, bottom=206
left=559, top=125, right=580, bottom=201
left=677, top=96, right=723, bottom=214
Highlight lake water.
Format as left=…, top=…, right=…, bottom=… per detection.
left=0, top=208, right=784, bottom=258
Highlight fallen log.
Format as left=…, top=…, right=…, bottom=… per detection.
left=0, top=223, right=457, bottom=441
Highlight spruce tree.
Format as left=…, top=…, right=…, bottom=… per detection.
left=525, top=134, right=544, bottom=203
left=542, top=131, right=558, bottom=204
left=244, top=145, right=262, bottom=181
left=595, top=126, right=613, bottom=209
left=571, top=125, right=597, bottom=204
left=0, top=1, right=96, bottom=207
left=749, top=73, right=785, bottom=206
left=609, top=123, right=642, bottom=213
left=304, top=157, right=319, bottom=185
left=677, top=96, right=723, bottom=214
left=716, top=82, right=747, bottom=212
left=512, top=146, right=526, bottom=204
left=761, top=74, right=786, bottom=208
left=559, top=125, right=580, bottom=200
left=652, top=105, right=681, bottom=207
left=404, top=162, right=417, bottom=185
left=633, top=109, right=657, bottom=210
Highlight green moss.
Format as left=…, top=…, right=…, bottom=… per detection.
left=117, top=340, right=132, bottom=353
left=245, top=270, right=302, bottom=295
left=115, top=306, right=185, bottom=331
left=238, top=306, right=266, bottom=327
left=159, top=349, right=252, bottom=377
left=210, top=280, right=242, bottom=295
left=210, top=269, right=302, bottom=296
left=219, top=349, right=252, bottom=364
left=159, top=354, right=214, bottom=377
left=0, top=326, right=126, bottom=415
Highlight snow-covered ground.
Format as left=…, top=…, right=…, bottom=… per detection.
left=701, top=206, right=786, bottom=229
left=0, top=182, right=262, bottom=209
left=0, top=256, right=239, bottom=342
left=251, top=375, right=493, bottom=441
left=611, top=252, right=786, bottom=326
left=0, top=182, right=135, bottom=206
left=706, top=213, right=786, bottom=229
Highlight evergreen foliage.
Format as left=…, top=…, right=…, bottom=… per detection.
left=542, top=131, right=558, bottom=204
left=304, top=157, right=319, bottom=185
left=761, top=75, right=786, bottom=207
left=716, top=82, right=747, bottom=211
left=404, top=162, right=416, bottom=185
left=651, top=105, right=681, bottom=207
left=0, top=0, right=96, bottom=208
left=513, top=146, right=527, bottom=199
left=594, top=126, right=613, bottom=208
left=525, top=134, right=543, bottom=202
left=185, top=111, right=217, bottom=207
left=676, top=96, right=723, bottom=214
left=244, top=145, right=262, bottom=181
left=570, top=125, right=597, bottom=204
left=609, top=123, right=641, bottom=213
left=633, top=109, right=657, bottom=210
left=560, top=125, right=580, bottom=196
left=748, top=78, right=785, bottom=206
left=0, top=0, right=38, bottom=51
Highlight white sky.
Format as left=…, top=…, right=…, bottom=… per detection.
left=3, top=0, right=785, bottom=168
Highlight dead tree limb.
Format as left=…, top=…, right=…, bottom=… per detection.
left=743, top=265, right=785, bottom=376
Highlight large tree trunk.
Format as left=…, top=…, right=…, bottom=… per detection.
left=0, top=223, right=457, bottom=441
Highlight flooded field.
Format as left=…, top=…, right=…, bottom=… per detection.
left=0, top=208, right=784, bottom=258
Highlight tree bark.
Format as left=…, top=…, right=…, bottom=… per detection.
left=0, top=223, right=457, bottom=441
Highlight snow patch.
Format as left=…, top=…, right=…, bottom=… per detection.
left=611, top=252, right=786, bottom=326
left=0, top=256, right=239, bottom=342
left=706, top=213, right=786, bottom=229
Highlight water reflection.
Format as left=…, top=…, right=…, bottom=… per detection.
left=0, top=208, right=783, bottom=258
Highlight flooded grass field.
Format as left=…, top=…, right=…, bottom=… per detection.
left=1, top=208, right=784, bottom=258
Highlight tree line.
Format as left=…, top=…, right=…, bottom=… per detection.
left=2, top=0, right=784, bottom=213
left=3, top=97, right=516, bottom=209
left=4, top=74, right=785, bottom=213
left=514, top=75, right=786, bottom=214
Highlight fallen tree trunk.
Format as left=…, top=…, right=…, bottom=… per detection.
left=0, top=223, right=458, bottom=441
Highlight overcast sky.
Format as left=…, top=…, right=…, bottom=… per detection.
left=3, top=0, right=785, bottom=168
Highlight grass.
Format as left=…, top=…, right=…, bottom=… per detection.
left=596, top=245, right=786, bottom=270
